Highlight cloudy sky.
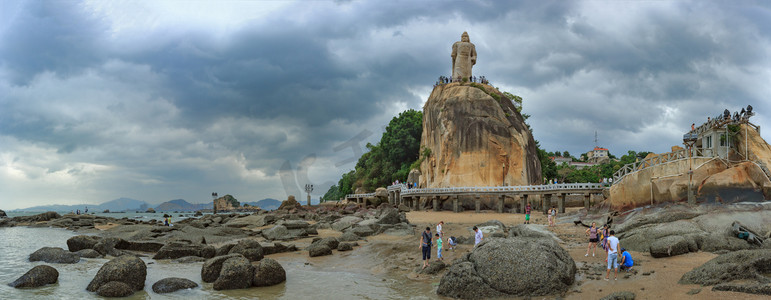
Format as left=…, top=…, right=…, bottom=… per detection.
left=1, top=1, right=770, bottom=209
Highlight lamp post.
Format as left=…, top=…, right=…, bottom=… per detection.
left=304, top=184, right=313, bottom=206
left=683, top=133, right=698, bottom=205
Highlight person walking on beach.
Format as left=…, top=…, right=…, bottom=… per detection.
left=605, top=230, right=620, bottom=280
left=548, top=206, right=557, bottom=227
left=585, top=222, right=599, bottom=257
left=524, top=203, right=531, bottom=224
left=436, top=233, right=443, bottom=261
left=473, top=226, right=483, bottom=246
left=419, top=227, right=432, bottom=269
left=436, top=221, right=444, bottom=240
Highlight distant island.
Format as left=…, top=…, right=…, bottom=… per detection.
left=13, top=197, right=283, bottom=212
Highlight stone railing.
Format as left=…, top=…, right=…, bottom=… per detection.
left=612, top=148, right=715, bottom=185
left=392, top=183, right=603, bottom=196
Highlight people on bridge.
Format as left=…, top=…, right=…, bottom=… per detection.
left=585, top=222, right=599, bottom=257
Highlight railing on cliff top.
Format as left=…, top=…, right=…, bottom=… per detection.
left=346, top=183, right=604, bottom=199
left=612, top=148, right=716, bottom=185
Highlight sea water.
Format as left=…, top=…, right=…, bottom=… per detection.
left=0, top=227, right=438, bottom=300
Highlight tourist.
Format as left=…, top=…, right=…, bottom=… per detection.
left=691, top=123, right=695, bottom=131
left=436, top=233, right=443, bottom=261
left=549, top=206, right=557, bottom=227
left=619, top=248, right=633, bottom=272
left=524, top=203, right=531, bottom=224
left=605, top=230, right=620, bottom=280
left=599, top=224, right=610, bottom=251
left=585, top=222, right=599, bottom=257
left=164, top=217, right=169, bottom=226
left=447, top=236, right=457, bottom=251
left=473, top=226, right=483, bottom=246
left=436, top=221, right=444, bottom=239
left=419, top=227, right=432, bottom=269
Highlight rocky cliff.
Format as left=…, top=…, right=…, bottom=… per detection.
left=419, top=82, right=541, bottom=188
left=609, top=123, right=771, bottom=210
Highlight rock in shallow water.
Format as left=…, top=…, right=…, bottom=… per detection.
left=86, top=255, right=146, bottom=292
left=252, top=258, right=286, bottom=287
left=201, top=254, right=244, bottom=283
left=29, top=247, right=80, bottom=264
left=213, top=256, right=253, bottom=290
left=152, top=277, right=199, bottom=293
left=8, top=265, right=59, bottom=288
left=96, top=281, right=134, bottom=297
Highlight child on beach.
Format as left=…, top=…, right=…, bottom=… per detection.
left=436, top=221, right=444, bottom=239
left=436, top=233, right=443, bottom=261
left=524, top=203, right=531, bottom=224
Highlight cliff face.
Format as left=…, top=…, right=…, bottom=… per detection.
left=419, top=83, right=541, bottom=188
left=609, top=124, right=771, bottom=209
left=213, top=195, right=240, bottom=211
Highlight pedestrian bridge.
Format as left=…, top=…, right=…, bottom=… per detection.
left=345, top=183, right=605, bottom=214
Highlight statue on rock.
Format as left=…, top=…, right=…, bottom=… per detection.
left=451, top=31, right=477, bottom=81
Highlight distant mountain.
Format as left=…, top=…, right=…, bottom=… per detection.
left=155, top=199, right=210, bottom=212
left=243, top=198, right=281, bottom=211
left=14, top=197, right=148, bottom=212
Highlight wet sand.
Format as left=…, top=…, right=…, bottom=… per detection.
left=404, top=209, right=768, bottom=299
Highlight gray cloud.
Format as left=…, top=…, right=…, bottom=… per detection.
left=1, top=0, right=770, bottom=209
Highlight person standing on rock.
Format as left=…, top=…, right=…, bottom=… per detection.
left=605, top=230, right=620, bottom=281
left=420, top=227, right=432, bottom=269
left=473, top=226, right=483, bottom=246
left=585, top=222, right=599, bottom=257
left=524, top=203, right=531, bottom=224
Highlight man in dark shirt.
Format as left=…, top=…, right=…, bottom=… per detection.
left=419, top=227, right=432, bottom=269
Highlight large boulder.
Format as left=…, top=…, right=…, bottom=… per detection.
left=96, top=281, right=135, bottom=297
left=331, top=216, right=362, bottom=232
left=213, top=256, right=254, bottom=290
left=338, top=231, right=361, bottom=242
left=261, top=225, right=308, bottom=241
left=29, top=247, right=80, bottom=264
left=679, top=249, right=771, bottom=285
left=86, top=255, right=147, bottom=293
left=650, top=235, right=698, bottom=258
left=228, top=239, right=264, bottom=262
left=152, top=277, right=199, bottom=293
left=375, top=206, right=401, bottom=225
left=277, top=195, right=301, bottom=210
left=93, top=237, right=130, bottom=257
left=153, top=242, right=214, bottom=259
left=252, top=258, right=287, bottom=287
left=201, top=254, right=244, bottom=283
left=419, top=83, right=542, bottom=190
left=417, top=260, right=446, bottom=275
left=307, top=243, right=332, bottom=257
left=9, top=265, right=59, bottom=288
left=437, top=237, right=575, bottom=298
left=66, top=235, right=102, bottom=252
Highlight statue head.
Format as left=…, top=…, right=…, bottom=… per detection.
left=461, top=31, right=470, bottom=42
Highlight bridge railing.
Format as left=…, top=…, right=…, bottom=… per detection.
left=344, top=193, right=375, bottom=199
left=346, top=183, right=604, bottom=199
left=612, top=148, right=715, bottom=185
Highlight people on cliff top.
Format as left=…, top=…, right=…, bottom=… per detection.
left=585, top=222, right=599, bottom=257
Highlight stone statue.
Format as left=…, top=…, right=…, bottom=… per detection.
left=452, top=31, right=477, bottom=81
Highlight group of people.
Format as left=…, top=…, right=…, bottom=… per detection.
left=434, top=75, right=490, bottom=86
left=391, top=180, right=418, bottom=189
left=521, top=202, right=557, bottom=227
left=585, top=222, right=633, bottom=280
left=420, top=221, right=471, bottom=269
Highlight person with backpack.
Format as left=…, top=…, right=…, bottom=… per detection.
left=419, top=227, right=432, bottom=269
left=585, top=222, right=599, bottom=257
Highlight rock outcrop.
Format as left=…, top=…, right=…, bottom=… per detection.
left=679, top=249, right=771, bottom=286
left=0, top=209, right=6, bottom=218
left=9, top=265, right=59, bottom=288
left=213, top=256, right=253, bottom=290
left=437, top=237, right=575, bottom=298
left=419, top=83, right=541, bottom=192
left=29, top=247, right=80, bottom=264
left=252, top=258, right=287, bottom=287
left=152, top=277, right=199, bottom=293
left=86, top=255, right=147, bottom=293
left=277, top=195, right=301, bottom=210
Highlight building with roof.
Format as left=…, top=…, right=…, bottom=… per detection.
left=586, top=147, right=610, bottom=164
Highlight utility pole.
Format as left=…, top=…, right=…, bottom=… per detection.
left=304, top=184, right=314, bottom=206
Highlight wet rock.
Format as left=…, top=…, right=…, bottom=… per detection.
left=174, top=256, right=206, bottom=263
left=437, top=237, right=575, bottom=298
left=9, top=265, right=59, bottom=288
left=94, top=237, right=130, bottom=257
left=417, top=260, right=446, bottom=275
left=86, top=255, right=146, bottom=293
left=337, top=242, right=354, bottom=251
left=228, top=239, right=264, bottom=262
left=216, top=244, right=236, bottom=257
left=124, top=241, right=165, bottom=252
left=252, top=258, right=287, bottom=287
left=339, top=231, right=361, bottom=242
left=331, top=216, right=363, bottom=231
left=311, top=237, right=339, bottom=250
left=66, top=235, right=102, bottom=252
left=153, top=242, right=214, bottom=259
left=349, top=226, right=375, bottom=237
left=152, top=277, right=199, bottom=293
left=29, top=247, right=80, bottom=264
left=650, top=235, right=698, bottom=258
left=96, top=281, right=134, bottom=297
left=600, top=291, right=636, bottom=300
left=261, top=225, right=308, bottom=241
left=261, top=242, right=296, bottom=255
left=280, top=220, right=310, bottom=229
left=679, top=249, right=771, bottom=285
left=712, top=283, right=771, bottom=295
left=201, top=254, right=244, bottom=283
left=307, top=244, right=332, bottom=257
left=77, top=249, right=102, bottom=258
left=213, top=256, right=254, bottom=290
